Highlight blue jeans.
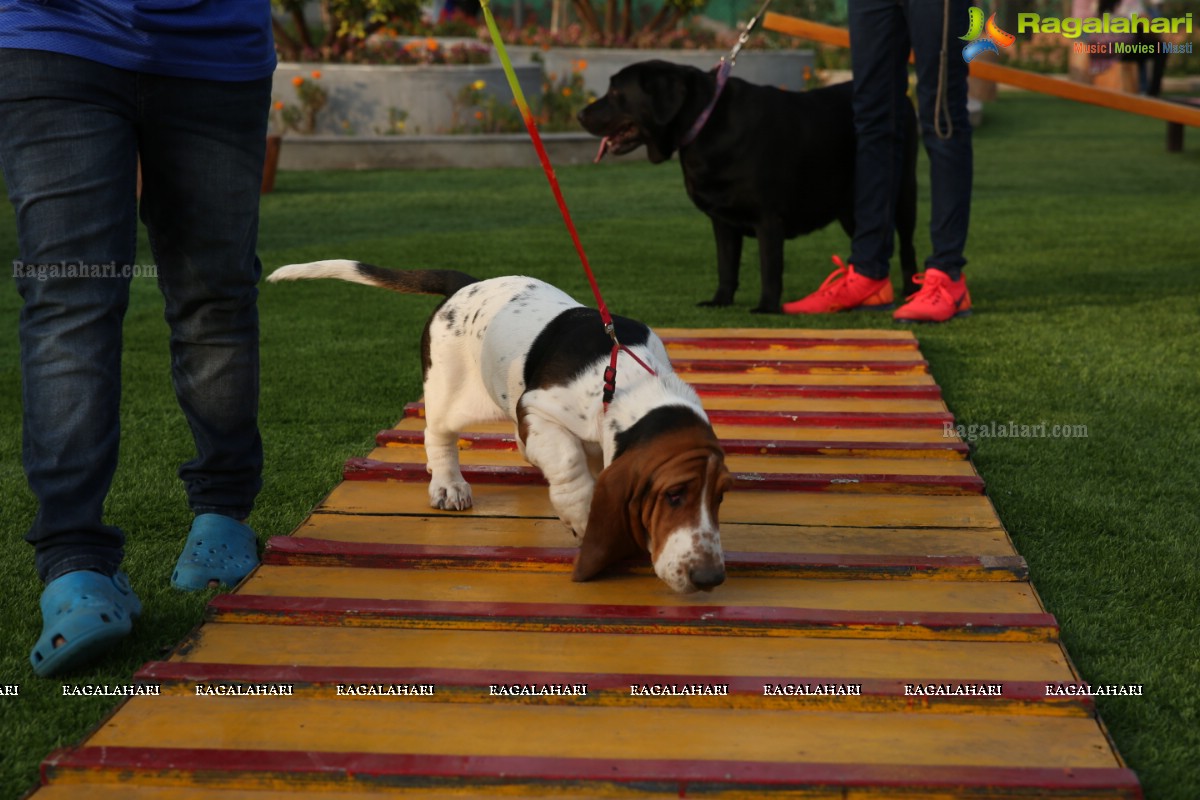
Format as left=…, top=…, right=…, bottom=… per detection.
left=848, top=0, right=973, bottom=280
left=0, top=50, right=269, bottom=583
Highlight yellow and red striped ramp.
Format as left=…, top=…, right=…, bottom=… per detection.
left=33, top=328, right=1140, bottom=799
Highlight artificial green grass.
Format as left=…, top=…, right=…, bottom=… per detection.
left=1, top=90, right=1198, bottom=798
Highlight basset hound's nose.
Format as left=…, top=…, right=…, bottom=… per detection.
left=689, top=564, right=725, bottom=592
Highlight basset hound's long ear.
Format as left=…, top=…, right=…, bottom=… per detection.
left=572, top=454, right=647, bottom=582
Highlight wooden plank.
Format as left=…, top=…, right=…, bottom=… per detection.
left=762, top=11, right=1200, bottom=129
left=663, top=335, right=919, bottom=351
left=155, top=623, right=1077, bottom=684
left=690, top=382, right=942, bottom=399
left=699, top=396, right=950, bottom=413
left=668, top=358, right=928, bottom=374
left=71, top=700, right=1126, bottom=768
left=365, top=444, right=980, bottom=477
left=32, top=786, right=598, bottom=800
left=290, top=516, right=1019, bottom=557
left=381, top=416, right=970, bottom=456
left=208, top=594, right=1057, bottom=641
left=666, top=346, right=923, bottom=363
left=42, top=745, right=1140, bottom=798
left=316, top=483, right=1005, bottom=529
left=234, top=565, right=1046, bottom=614
left=656, top=327, right=918, bottom=341
left=676, top=371, right=938, bottom=386
left=136, top=660, right=1085, bottom=716
left=378, top=427, right=969, bottom=459
left=341, top=459, right=986, bottom=496
left=264, top=537, right=1028, bottom=581
left=402, top=401, right=954, bottom=428
left=214, top=565, right=1055, bottom=640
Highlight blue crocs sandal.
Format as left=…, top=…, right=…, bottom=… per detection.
left=171, top=513, right=259, bottom=591
left=30, top=571, right=142, bottom=678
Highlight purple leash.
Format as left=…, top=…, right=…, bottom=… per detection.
left=681, top=59, right=732, bottom=148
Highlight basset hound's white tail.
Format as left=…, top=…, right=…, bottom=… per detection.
left=267, top=259, right=478, bottom=297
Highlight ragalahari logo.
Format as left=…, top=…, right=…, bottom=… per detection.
left=961, top=7, right=1015, bottom=63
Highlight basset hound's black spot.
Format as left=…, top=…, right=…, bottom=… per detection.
left=523, top=307, right=651, bottom=391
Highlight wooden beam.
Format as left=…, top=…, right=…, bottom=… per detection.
left=763, top=12, right=1200, bottom=129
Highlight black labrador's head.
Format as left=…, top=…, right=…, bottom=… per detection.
left=578, top=60, right=706, bottom=165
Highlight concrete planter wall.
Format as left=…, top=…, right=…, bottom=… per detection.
left=505, top=46, right=816, bottom=96
left=273, top=61, right=543, bottom=136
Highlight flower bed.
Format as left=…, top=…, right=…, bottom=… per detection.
left=272, top=59, right=543, bottom=136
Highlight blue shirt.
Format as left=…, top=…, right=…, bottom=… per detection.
left=0, top=1, right=276, bottom=81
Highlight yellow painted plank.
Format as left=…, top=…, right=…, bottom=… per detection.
left=679, top=371, right=938, bottom=386
left=657, top=328, right=918, bottom=341
left=294, top=515, right=1018, bottom=557
left=84, top=697, right=1120, bottom=769
left=174, top=623, right=1073, bottom=683
left=318, top=483, right=1004, bottom=529
left=386, top=415, right=965, bottom=445
left=364, top=446, right=980, bottom=478
left=31, top=787, right=616, bottom=800
left=664, top=346, right=922, bottom=363
left=237, top=565, right=1045, bottom=614
left=698, top=396, right=947, bottom=413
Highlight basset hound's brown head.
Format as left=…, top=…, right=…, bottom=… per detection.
left=573, top=407, right=732, bottom=593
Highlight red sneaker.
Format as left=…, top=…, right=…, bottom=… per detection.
left=893, top=268, right=971, bottom=323
left=782, top=256, right=894, bottom=314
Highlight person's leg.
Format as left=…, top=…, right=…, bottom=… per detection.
left=908, top=0, right=973, bottom=279
left=138, top=73, right=270, bottom=522
left=783, top=0, right=908, bottom=315
left=136, top=73, right=270, bottom=587
left=848, top=0, right=913, bottom=280
left=0, top=50, right=139, bottom=584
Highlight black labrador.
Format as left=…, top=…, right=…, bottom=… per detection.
left=578, top=60, right=918, bottom=313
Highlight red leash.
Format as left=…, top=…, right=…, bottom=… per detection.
left=478, top=0, right=655, bottom=410
left=529, top=129, right=657, bottom=408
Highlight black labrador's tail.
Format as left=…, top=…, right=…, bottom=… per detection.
left=267, top=259, right=478, bottom=297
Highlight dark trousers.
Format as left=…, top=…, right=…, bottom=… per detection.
left=848, top=0, right=973, bottom=280
left=0, top=49, right=269, bottom=582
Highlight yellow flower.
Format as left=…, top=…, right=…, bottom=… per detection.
left=472, top=79, right=486, bottom=91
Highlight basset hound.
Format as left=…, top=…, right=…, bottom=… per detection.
left=267, top=260, right=731, bottom=593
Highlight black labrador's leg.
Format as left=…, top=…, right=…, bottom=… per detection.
left=698, top=217, right=743, bottom=307
left=753, top=221, right=785, bottom=314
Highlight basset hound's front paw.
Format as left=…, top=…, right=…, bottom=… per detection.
left=429, top=480, right=473, bottom=511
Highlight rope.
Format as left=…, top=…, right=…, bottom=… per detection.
left=933, top=0, right=954, bottom=140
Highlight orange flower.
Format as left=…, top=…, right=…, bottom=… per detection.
left=574, top=59, right=588, bottom=72
left=311, top=70, right=322, bottom=80
left=291, top=75, right=304, bottom=87
left=474, top=111, right=484, bottom=120
left=273, top=101, right=284, bottom=110
left=561, top=87, right=572, bottom=97
left=426, top=38, right=439, bottom=51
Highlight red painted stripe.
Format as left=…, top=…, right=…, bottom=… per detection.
left=264, top=537, right=1028, bottom=580
left=341, top=458, right=983, bottom=494
left=208, top=594, right=1059, bottom=638
left=44, top=746, right=1141, bottom=794
left=375, top=428, right=968, bottom=457
left=690, top=382, right=942, bottom=399
left=401, top=402, right=953, bottom=428
left=663, top=335, right=920, bottom=351
left=672, top=358, right=929, bottom=374
left=133, top=661, right=1081, bottom=709
left=705, top=409, right=954, bottom=427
